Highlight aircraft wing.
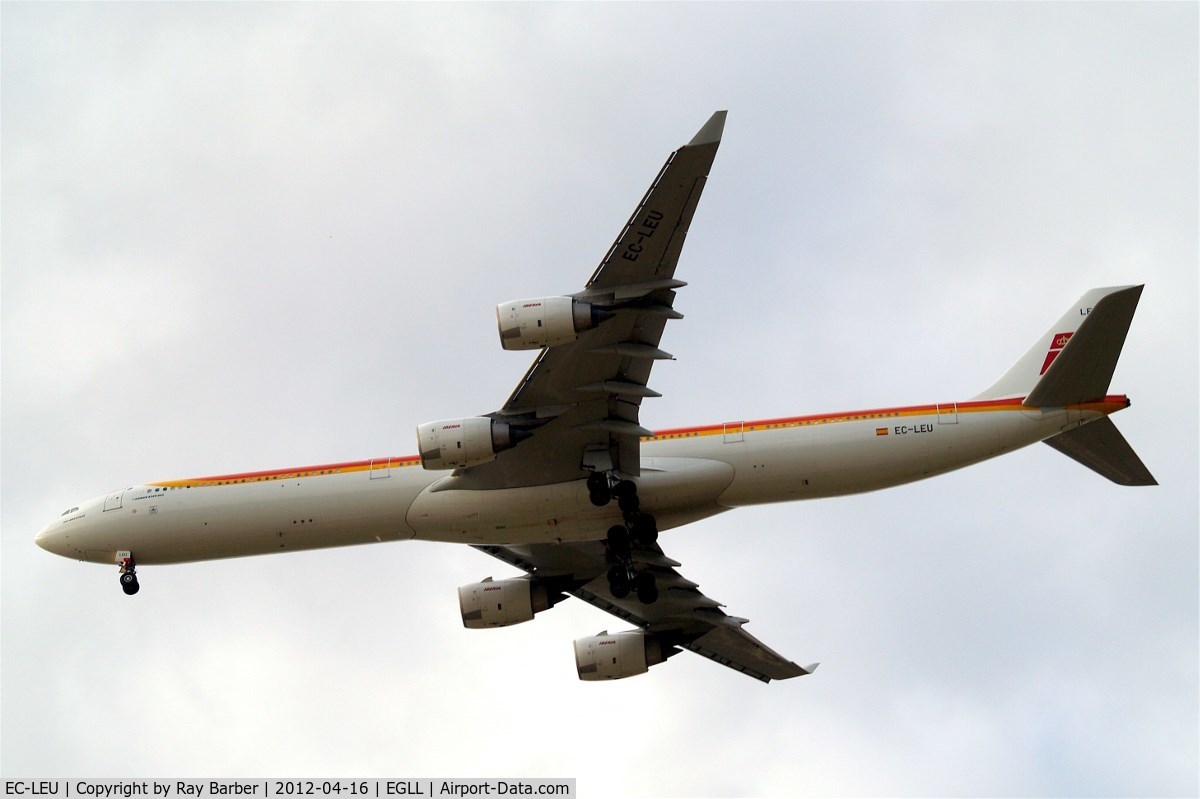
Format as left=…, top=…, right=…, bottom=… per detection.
left=473, top=539, right=817, bottom=683
left=452, top=112, right=727, bottom=490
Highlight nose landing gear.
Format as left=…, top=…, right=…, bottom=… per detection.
left=117, top=551, right=139, bottom=595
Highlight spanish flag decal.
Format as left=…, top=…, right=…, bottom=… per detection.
left=875, top=427, right=889, bottom=436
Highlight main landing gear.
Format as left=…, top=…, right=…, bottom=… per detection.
left=588, top=472, right=659, bottom=605
left=117, top=551, right=139, bottom=595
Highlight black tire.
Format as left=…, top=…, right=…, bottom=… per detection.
left=630, top=513, right=658, bottom=543
left=608, top=566, right=631, bottom=599
left=613, top=479, right=636, bottom=499
left=120, top=574, right=140, bottom=595
left=607, top=524, right=630, bottom=550
left=589, top=489, right=610, bottom=507
left=635, top=572, right=658, bottom=604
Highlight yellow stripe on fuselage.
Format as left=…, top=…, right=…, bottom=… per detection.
left=148, top=396, right=1128, bottom=489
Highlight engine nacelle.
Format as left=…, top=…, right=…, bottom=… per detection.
left=416, top=417, right=518, bottom=470
left=573, top=630, right=670, bottom=681
left=496, top=296, right=610, bottom=350
left=458, top=576, right=554, bottom=629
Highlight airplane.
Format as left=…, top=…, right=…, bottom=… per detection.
left=35, top=110, right=1155, bottom=682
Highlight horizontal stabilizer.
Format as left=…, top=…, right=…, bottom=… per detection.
left=1044, top=417, right=1157, bottom=486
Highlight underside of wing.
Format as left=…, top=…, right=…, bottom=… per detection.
left=472, top=538, right=817, bottom=683
left=449, top=112, right=727, bottom=490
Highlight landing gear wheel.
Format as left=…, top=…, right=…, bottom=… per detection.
left=614, top=480, right=640, bottom=514
left=606, top=524, right=631, bottom=557
left=587, top=472, right=611, bottom=507
left=601, top=477, right=659, bottom=601
left=117, top=552, right=139, bottom=596
left=607, top=565, right=632, bottom=599
left=119, top=571, right=139, bottom=595
left=629, top=513, right=658, bottom=544
left=635, top=572, right=658, bottom=605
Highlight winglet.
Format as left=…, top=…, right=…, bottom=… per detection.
left=803, top=662, right=820, bottom=674
left=688, top=110, right=727, bottom=146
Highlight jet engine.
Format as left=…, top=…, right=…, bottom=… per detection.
left=572, top=630, right=673, bottom=681
left=416, top=417, right=519, bottom=470
left=458, top=576, right=557, bottom=629
left=496, top=297, right=612, bottom=350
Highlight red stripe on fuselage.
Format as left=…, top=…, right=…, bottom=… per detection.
left=149, top=395, right=1129, bottom=487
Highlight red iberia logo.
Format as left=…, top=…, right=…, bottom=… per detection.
left=1040, top=332, right=1074, bottom=375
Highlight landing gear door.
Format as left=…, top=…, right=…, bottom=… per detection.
left=103, top=489, right=125, bottom=512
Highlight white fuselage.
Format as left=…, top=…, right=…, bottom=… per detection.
left=35, top=397, right=1124, bottom=566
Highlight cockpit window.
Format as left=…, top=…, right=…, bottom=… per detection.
left=60, top=506, right=80, bottom=516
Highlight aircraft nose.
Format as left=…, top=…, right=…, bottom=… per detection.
left=35, top=521, right=75, bottom=558
left=36, top=523, right=56, bottom=550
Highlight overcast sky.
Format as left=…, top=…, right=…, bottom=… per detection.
left=2, top=3, right=1196, bottom=796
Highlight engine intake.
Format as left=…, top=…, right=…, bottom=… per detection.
left=573, top=630, right=672, bottom=681
left=458, top=576, right=555, bottom=629
left=496, top=297, right=612, bottom=350
left=416, top=417, right=519, bottom=470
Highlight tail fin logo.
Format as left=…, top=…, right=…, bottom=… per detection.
left=1040, top=332, right=1075, bottom=375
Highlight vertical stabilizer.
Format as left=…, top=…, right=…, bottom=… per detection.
left=973, top=285, right=1144, bottom=405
